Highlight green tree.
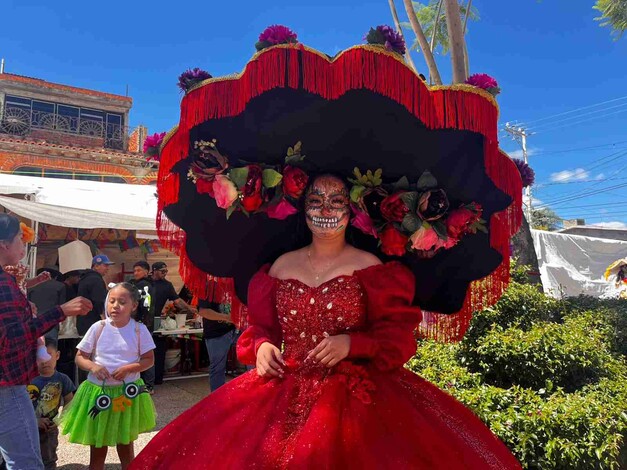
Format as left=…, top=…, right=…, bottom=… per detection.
left=401, top=0, right=479, bottom=54
left=594, top=0, right=627, bottom=39
left=531, top=207, right=562, bottom=231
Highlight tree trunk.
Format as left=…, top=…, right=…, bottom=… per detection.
left=388, top=0, right=419, bottom=73
left=511, top=215, right=543, bottom=287
left=402, top=0, right=443, bottom=85
left=443, top=0, right=467, bottom=83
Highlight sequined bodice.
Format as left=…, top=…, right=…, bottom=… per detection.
left=275, top=275, right=366, bottom=361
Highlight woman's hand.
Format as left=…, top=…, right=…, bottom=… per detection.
left=256, top=342, right=285, bottom=379
left=61, top=297, right=93, bottom=317
left=111, top=364, right=135, bottom=381
left=306, top=334, right=351, bottom=368
left=90, top=364, right=111, bottom=381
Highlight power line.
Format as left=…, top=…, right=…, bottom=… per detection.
left=532, top=107, right=627, bottom=134
left=537, top=181, right=627, bottom=207
left=524, top=140, right=627, bottom=156
left=513, top=94, right=627, bottom=128
left=529, top=102, right=627, bottom=132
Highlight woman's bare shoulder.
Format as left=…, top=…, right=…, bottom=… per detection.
left=346, top=246, right=382, bottom=270
left=268, top=248, right=307, bottom=278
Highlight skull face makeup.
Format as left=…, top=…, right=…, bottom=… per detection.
left=305, top=175, right=350, bottom=238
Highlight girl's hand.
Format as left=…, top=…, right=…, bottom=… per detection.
left=306, top=334, right=351, bottom=368
left=90, top=364, right=111, bottom=381
left=256, top=342, right=285, bottom=379
left=111, top=364, right=135, bottom=381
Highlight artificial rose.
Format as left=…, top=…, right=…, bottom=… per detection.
left=196, top=178, right=215, bottom=197
left=267, top=198, right=298, bottom=220
left=282, top=165, right=308, bottom=199
left=241, top=165, right=263, bottom=212
left=350, top=205, right=378, bottom=238
left=363, top=189, right=386, bottom=220
left=380, top=226, right=408, bottom=256
left=409, top=225, right=440, bottom=251
left=447, top=207, right=479, bottom=239
left=417, top=189, right=449, bottom=221
left=380, top=192, right=409, bottom=222
left=213, top=175, right=238, bottom=209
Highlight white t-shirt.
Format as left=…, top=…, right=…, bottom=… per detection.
left=77, top=318, right=156, bottom=385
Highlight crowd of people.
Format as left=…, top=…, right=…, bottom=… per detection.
left=0, top=213, right=242, bottom=469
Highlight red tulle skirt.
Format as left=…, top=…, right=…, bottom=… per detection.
left=131, top=364, right=520, bottom=469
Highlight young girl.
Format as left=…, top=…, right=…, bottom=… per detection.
left=61, top=283, right=156, bottom=470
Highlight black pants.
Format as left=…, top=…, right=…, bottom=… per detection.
left=153, top=335, right=167, bottom=385
left=40, top=428, right=58, bottom=470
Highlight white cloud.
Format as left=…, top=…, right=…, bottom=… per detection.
left=595, top=173, right=606, bottom=180
left=508, top=148, right=539, bottom=160
left=550, top=168, right=589, bottom=183
left=589, top=221, right=627, bottom=229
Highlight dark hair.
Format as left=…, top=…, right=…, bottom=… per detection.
left=152, top=261, right=167, bottom=271
left=44, top=337, right=58, bottom=350
left=109, top=282, right=141, bottom=304
left=0, top=213, right=20, bottom=242
left=133, top=261, right=150, bottom=271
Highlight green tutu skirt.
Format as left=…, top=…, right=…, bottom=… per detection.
left=60, top=379, right=156, bottom=447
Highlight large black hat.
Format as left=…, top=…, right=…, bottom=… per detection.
left=154, top=26, right=522, bottom=340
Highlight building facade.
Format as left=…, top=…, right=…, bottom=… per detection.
left=0, top=72, right=157, bottom=183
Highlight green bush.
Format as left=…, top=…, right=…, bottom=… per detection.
left=470, top=313, right=619, bottom=391
left=408, top=274, right=627, bottom=469
left=462, top=281, right=565, bottom=348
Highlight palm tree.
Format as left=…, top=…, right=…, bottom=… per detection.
left=594, top=0, right=627, bottom=38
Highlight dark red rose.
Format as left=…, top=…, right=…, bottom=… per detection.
left=282, top=165, right=308, bottom=199
left=196, top=178, right=215, bottom=197
left=447, top=207, right=478, bottom=238
left=363, top=189, right=386, bottom=220
left=380, top=192, right=409, bottom=222
left=417, top=189, right=449, bottom=221
left=380, top=226, right=408, bottom=256
left=242, top=165, right=263, bottom=212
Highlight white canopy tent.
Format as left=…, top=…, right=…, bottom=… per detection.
left=0, top=174, right=157, bottom=229
left=532, top=229, right=627, bottom=298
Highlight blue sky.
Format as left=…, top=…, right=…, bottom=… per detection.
left=2, top=0, right=626, bottom=227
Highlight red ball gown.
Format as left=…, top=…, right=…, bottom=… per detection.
left=131, top=262, right=521, bottom=469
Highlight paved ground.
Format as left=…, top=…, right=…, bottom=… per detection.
left=57, top=377, right=210, bottom=469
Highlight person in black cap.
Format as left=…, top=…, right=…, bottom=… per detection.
left=150, top=261, right=194, bottom=384
left=28, top=268, right=66, bottom=343
left=130, top=260, right=155, bottom=392
left=76, top=255, right=114, bottom=336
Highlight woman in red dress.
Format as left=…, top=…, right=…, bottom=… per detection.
left=130, top=175, right=521, bottom=469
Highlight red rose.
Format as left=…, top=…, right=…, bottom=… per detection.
left=196, top=178, right=215, bottom=197
left=241, top=165, right=263, bottom=212
left=380, top=192, right=409, bottom=222
left=283, top=165, right=308, bottom=199
left=380, top=226, right=408, bottom=256
left=446, top=207, right=478, bottom=238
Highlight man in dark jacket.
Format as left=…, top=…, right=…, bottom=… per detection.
left=28, top=268, right=66, bottom=342
left=76, top=255, right=113, bottom=336
left=129, top=261, right=155, bottom=392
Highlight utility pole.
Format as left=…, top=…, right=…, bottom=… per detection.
left=504, top=123, right=533, bottom=223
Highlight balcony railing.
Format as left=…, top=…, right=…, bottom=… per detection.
left=0, top=107, right=129, bottom=151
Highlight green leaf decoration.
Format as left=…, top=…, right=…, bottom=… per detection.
left=262, top=169, right=283, bottom=188
left=393, top=176, right=410, bottom=191
left=401, top=213, right=422, bottom=233
left=416, top=170, right=438, bottom=191
left=350, top=185, right=366, bottom=203
left=432, top=220, right=448, bottom=239
left=225, top=205, right=237, bottom=220
left=229, top=167, right=249, bottom=190
left=476, top=223, right=489, bottom=234
left=293, top=141, right=302, bottom=154
left=400, top=191, right=419, bottom=213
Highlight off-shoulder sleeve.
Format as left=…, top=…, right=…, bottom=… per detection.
left=236, top=266, right=282, bottom=365
left=348, top=262, right=421, bottom=371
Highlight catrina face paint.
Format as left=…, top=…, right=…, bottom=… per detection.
left=305, top=176, right=350, bottom=237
